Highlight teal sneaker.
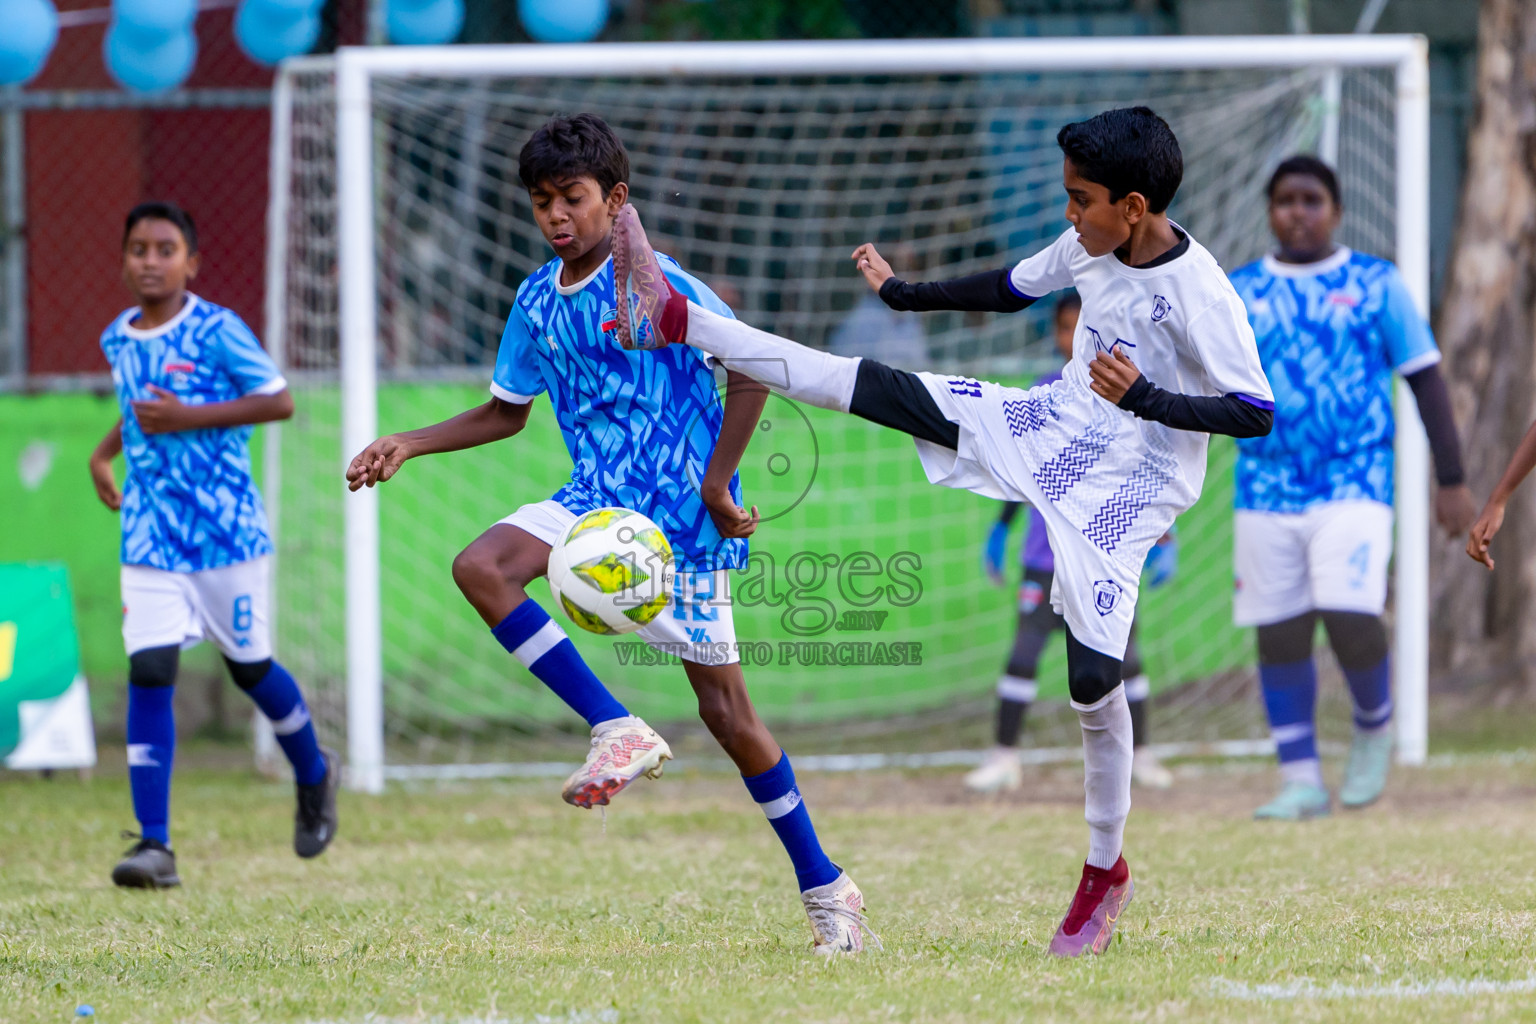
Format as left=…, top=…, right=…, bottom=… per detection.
left=1253, top=781, right=1331, bottom=821
left=1339, top=730, right=1393, bottom=809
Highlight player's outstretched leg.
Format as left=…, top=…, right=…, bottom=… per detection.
left=1049, top=629, right=1135, bottom=957
left=1253, top=613, right=1331, bottom=820
left=226, top=656, right=339, bottom=857
left=454, top=522, right=671, bottom=808
left=1322, top=611, right=1394, bottom=809
left=687, top=661, right=878, bottom=955
left=114, top=645, right=181, bottom=889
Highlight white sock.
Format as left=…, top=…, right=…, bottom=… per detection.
left=1280, top=757, right=1325, bottom=788
left=685, top=301, right=861, bottom=413
left=1074, top=684, right=1133, bottom=870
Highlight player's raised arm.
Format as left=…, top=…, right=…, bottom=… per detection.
left=1467, top=418, right=1536, bottom=570
left=89, top=419, right=124, bottom=511
left=854, top=229, right=1077, bottom=315
left=346, top=397, right=531, bottom=491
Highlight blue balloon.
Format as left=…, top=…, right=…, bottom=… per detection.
left=518, top=0, right=608, bottom=43
left=104, top=24, right=195, bottom=92
left=112, top=0, right=197, bottom=40
left=387, top=0, right=465, bottom=46
left=234, top=1, right=321, bottom=67
left=0, top=0, right=59, bottom=86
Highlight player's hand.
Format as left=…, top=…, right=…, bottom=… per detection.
left=1466, top=499, right=1505, bottom=570
left=1088, top=349, right=1142, bottom=405
left=983, top=520, right=1009, bottom=586
left=851, top=243, right=895, bottom=293
left=131, top=384, right=199, bottom=434
left=701, top=485, right=759, bottom=539
left=89, top=457, right=121, bottom=511
left=347, top=435, right=412, bottom=491
left=1436, top=483, right=1478, bottom=538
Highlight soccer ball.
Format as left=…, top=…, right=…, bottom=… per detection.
left=547, top=507, right=676, bottom=635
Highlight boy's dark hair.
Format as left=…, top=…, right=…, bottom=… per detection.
left=123, top=201, right=198, bottom=253
left=1056, top=107, right=1182, bottom=213
left=1054, top=291, right=1082, bottom=319
left=518, top=113, right=630, bottom=196
left=1266, top=154, right=1341, bottom=208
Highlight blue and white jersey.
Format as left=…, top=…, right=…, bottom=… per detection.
left=1228, top=248, right=1439, bottom=513
left=493, top=254, right=747, bottom=573
left=102, top=295, right=285, bottom=573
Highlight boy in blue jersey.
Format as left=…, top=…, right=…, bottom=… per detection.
left=967, top=295, right=1175, bottom=794
left=1227, top=156, right=1476, bottom=820
left=346, top=115, right=874, bottom=955
left=88, top=202, right=339, bottom=889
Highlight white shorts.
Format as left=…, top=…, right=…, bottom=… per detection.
left=1233, top=500, right=1394, bottom=626
left=910, top=372, right=1184, bottom=660
left=497, top=500, right=739, bottom=666
left=122, top=556, right=271, bottom=662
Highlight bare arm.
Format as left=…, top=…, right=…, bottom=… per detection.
left=1467, top=418, right=1536, bottom=570
left=131, top=386, right=294, bottom=435
left=89, top=419, right=124, bottom=511
left=699, top=369, right=768, bottom=538
left=346, top=397, right=531, bottom=491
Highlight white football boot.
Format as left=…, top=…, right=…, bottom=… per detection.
left=963, top=746, right=1023, bottom=793
left=561, top=715, right=673, bottom=809
left=1131, top=746, right=1174, bottom=790
left=800, top=871, right=881, bottom=956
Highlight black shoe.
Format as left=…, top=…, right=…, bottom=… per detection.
left=294, top=747, right=340, bottom=859
left=112, top=832, right=181, bottom=889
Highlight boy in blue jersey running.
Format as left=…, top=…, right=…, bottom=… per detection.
left=346, top=115, right=874, bottom=955
left=88, top=202, right=339, bottom=889
left=1228, top=156, right=1476, bottom=820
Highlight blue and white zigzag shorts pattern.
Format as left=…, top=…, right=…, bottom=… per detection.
left=909, top=372, right=1181, bottom=660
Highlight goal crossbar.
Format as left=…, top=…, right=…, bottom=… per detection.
left=271, top=35, right=1432, bottom=793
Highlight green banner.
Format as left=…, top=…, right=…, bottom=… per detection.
left=0, top=563, right=82, bottom=757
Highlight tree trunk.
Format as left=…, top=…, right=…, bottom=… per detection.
left=1433, top=0, right=1536, bottom=687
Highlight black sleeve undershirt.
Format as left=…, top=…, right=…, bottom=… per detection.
left=878, top=269, right=1036, bottom=313
left=1404, top=364, right=1466, bottom=487
left=1117, top=376, right=1274, bottom=439
left=998, top=501, right=1024, bottom=526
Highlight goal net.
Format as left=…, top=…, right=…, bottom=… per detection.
left=268, top=39, right=1430, bottom=790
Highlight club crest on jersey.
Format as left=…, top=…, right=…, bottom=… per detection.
left=1151, top=296, right=1172, bottom=322
left=1019, top=579, right=1045, bottom=614
left=1092, top=579, right=1123, bottom=617
left=599, top=308, right=620, bottom=342
left=163, top=361, right=195, bottom=387
left=1086, top=326, right=1135, bottom=356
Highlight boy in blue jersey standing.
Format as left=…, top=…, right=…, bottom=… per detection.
left=1227, top=156, right=1476, bottom=820
left=89, top=202, right=339, bottom=888
left=346, top=115, right=874, bottom=955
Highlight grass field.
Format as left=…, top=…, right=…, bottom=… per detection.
left=6, top=724, right=1536, bottom=1024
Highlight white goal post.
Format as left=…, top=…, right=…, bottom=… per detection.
left=269, top=35, right=1432, bottom=794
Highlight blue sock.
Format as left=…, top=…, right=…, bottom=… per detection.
left=742, top=752, right=839, bottom=892
left=126, top=684, right=175, bottom=844
left=491, top=600, right=628, bottom=728
left=243, top=661, right=327, bottom=786
left=1342, top=656, right=1393, bottom=733
left=1259, top=659, right=1322, bottom=786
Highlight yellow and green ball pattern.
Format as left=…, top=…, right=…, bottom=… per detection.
left=547, top=507, right=675, bottom=636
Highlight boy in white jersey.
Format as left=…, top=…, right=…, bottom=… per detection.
left=89, top=202, right=339, bottom=889
left=610, top=107, right=1273, bottom=956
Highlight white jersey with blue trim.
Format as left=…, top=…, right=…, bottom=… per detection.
left=492, top=253, right=747, bottom=573
left=102, top=294, right=284, bottom=573
left=1228, top=247, right=1439, bottom=513
left=1007, top=226, right=1274, bottom=509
